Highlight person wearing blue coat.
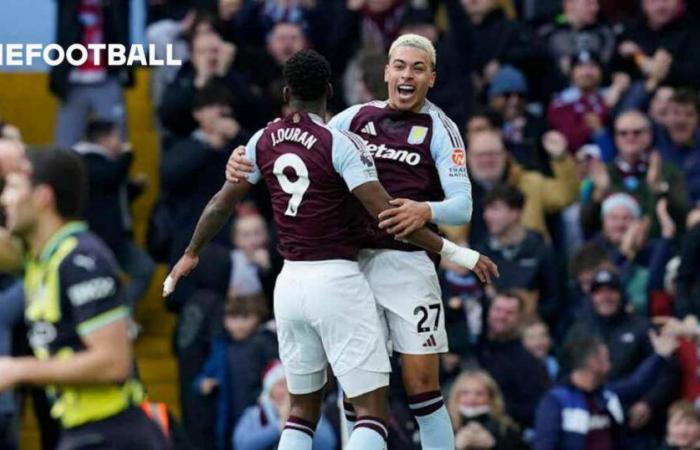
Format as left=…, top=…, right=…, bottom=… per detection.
left=233, top=361, right=337, bottom=450
left=534, top=330, right=678, bottom=450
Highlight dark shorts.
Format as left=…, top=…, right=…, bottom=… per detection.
left=57, top=407, right=167, bottom=450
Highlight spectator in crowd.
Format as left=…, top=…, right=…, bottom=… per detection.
left=566, top=269, right=681, bottom=446
left=522, top=318, right=559, bottom=382
left=445, top=0, right=533, bottom=99
left=228, top=208, right=281, bottom=306
left=174, top=244, right=232, bottom=450
left=534, top=331, right=678, bottom=450
left=477, top=292, right=550, bottom=429
left=52, top=0, right=132, bottom=147
left=447, top=369, right=527, bottom=450
left=657, top=400, right=700, bottom=450
left=400, top=7, right=472, bottom=129
left=547, top=51, right=616, bottom=153
left=0, top=282, right=22, bottom=450
left=475, top=184, right=561, bottom=326
left=582, top=110, right=690, bottom=237
left=658, top=89, right=700, bottom=205
left=255, top=21, right=309, bottom=117
left=587, top=194, right=676, bottom=313
left=675, top=208, right=700, bottom=317
left=195, top=294, right=271, bottom=450
left=159, top=30, right=265, bottom=137
left=536, top=0, right=617, bottom=96
left=146, top=9, right=219, bottom=109
left=617, top=0, right=700, bottom=89
left=73, top=120, right=155, bottom=311
left=233, top=360, right=337, bottom=450
left=464, top=129, right=579, bottom=243
left=649, top=86, right=676, bottom=128
left=160, top=82, right=248, bottom=267
left=563, top=241, right=615, bottom=329
left=487, top=65, right=550, bottom=173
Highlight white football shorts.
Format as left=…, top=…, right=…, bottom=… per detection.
left=274, top=259, right=390, bottom=398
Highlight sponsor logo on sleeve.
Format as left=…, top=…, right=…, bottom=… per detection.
left=67, top=277, right=116, bottom=306
left=451, top=148, right=466, bottom=166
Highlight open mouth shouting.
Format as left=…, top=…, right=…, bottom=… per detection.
left=397, top=84, right=417, bottom=101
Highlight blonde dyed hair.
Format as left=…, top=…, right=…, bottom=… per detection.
left=447, top=369, right=518, bottom=431
left=388, top=33, right=436, bottom=70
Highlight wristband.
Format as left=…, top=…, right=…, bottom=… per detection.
left=163, top=275, right=175, bottom=297
left=440, top=238, right=480, bottom=270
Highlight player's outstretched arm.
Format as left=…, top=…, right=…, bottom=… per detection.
left=352, top=181, right=499, bottom=284
left=163, top=181, right=252, bottom=296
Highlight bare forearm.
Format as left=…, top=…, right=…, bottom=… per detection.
left=187, top=182, right=249, bottom=255
left=13, top=349, right=131, bottom=386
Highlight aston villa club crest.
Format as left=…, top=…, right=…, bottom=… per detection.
left=407, top=126, right=428, bottom=144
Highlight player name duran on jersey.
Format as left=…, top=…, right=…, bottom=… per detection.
left=270, top=126, right=319, bottom=150
left=246, top=112, right=377, bottom=262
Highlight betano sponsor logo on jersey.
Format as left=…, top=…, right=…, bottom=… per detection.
left=360, top=139, right=422, bottom=166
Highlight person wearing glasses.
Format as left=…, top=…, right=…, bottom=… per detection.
left=581, top=109, right=690, bottom=238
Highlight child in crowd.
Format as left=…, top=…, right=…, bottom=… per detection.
left=195, top=294, right=271, bottom=450
left=233, top=360, right=337, bottom=450
left=658, top=400, right=700, bottom=450
left=521, top=318, right=559, bottom=382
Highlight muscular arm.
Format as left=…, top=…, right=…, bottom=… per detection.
left=3, top=319, right=132, bottom=386
left=353, top=181, right=449, bottom=254
left=185, top=181, right=252, bottom=256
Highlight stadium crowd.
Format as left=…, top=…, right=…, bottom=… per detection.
left=2, top=0, right=700, bottom=449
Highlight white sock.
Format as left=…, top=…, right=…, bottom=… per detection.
left=409, top=391, right=455, bottom=450
left=347, top=416, right=388, bottom=450
left=278, top=416, right=314, bottom=450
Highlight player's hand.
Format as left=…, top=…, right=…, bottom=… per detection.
left=628, top=401, right=652, bottom=430
left=472, top=254, right=499, bottom=285
left=226, top=146, right=254, bottom=183
left=163, top=252, right=199, bottom=297
left=0, top=357, right=20, bottom=392
left=378, top=199, right=431, bottom=238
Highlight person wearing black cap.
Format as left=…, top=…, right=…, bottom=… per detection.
left=566, top=269, right=682, bottom=449
left=548, top=51, right=610, bottom=152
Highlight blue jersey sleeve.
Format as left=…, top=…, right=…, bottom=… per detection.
left=243, top=129, right=265, bottom=184
left=327, top=104, right=363, bottom=132
left=428, top=111, right=473, bottom=225
left=332, top=130, right=378, bottom=191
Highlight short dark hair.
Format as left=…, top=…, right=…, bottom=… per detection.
left=670, top=88, right=700, bottom=114
left=562, top=333, right=605, bottom=373
left=491, top=289, right=527, bottom=313
left=569, top=242, right=610, bottom=278
left=85, top=119, right=118, bottom=143
left=26, top=148, right=87, bottom=219
left=484, top=184, right=525, bottom=210
left=283, top=49, right=331, bottom=102
left=193, top=81, right=235, bottom=111
left=225, top=294, right=270, bottom=320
